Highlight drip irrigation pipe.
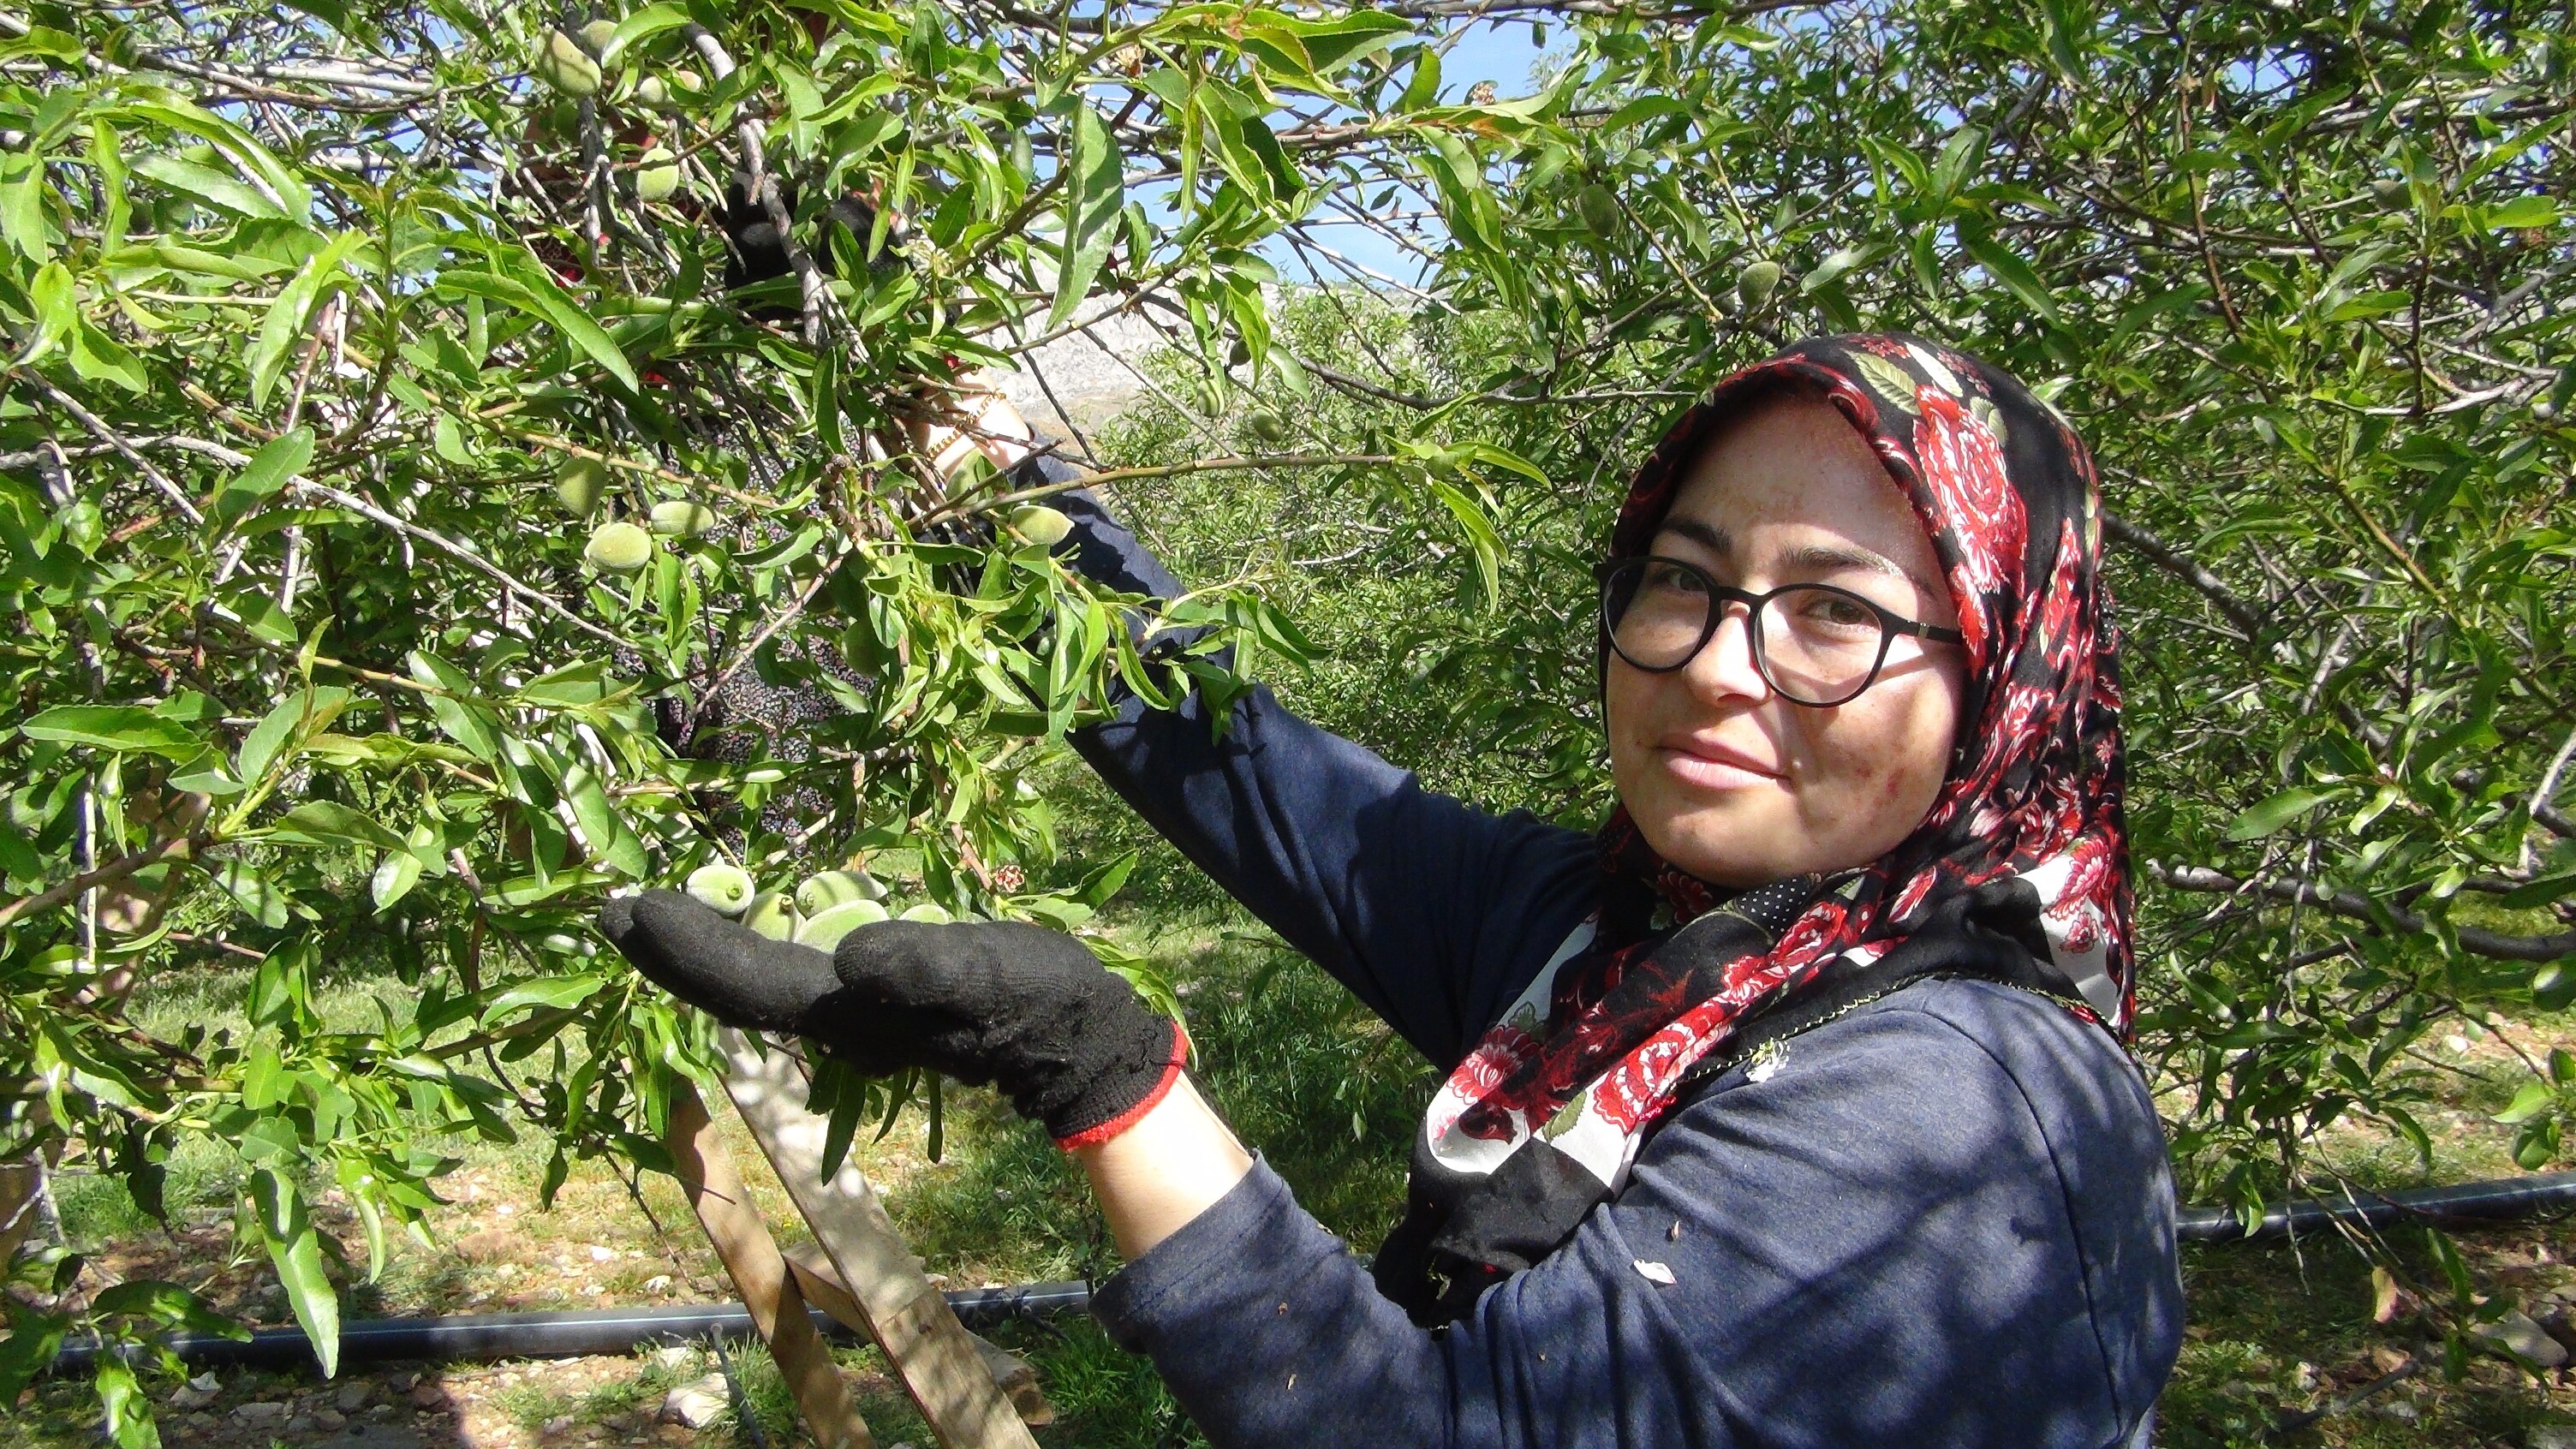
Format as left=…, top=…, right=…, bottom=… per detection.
left=46, top=1282, right=1093, bottom=1374
left=2176, top=1169, right=2576, bottom=1243
left=42, top=1172, right=2576, bottom=1374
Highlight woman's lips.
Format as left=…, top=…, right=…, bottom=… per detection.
left=1655, top=739, right=1786, bottom=791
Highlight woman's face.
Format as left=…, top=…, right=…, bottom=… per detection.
left=1604, top=393, right=1969, bottom=888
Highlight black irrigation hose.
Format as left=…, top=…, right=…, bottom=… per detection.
left=45, top=1172, right=2576, bottom=1375
left=2175, top=1169, right=2576, bottom=1243
left=46, top=1282, right=1094, bottom=1374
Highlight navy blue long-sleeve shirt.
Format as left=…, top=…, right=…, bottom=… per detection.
left=1032, top=456, right=2183, bottom=1447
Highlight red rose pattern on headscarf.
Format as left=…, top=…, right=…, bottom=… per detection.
left=1417, top=332, right=2132, bottom=1206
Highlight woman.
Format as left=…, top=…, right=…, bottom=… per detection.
left=602, top=334, right=2184, bottom=1446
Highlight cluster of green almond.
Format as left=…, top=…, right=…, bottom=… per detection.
left=529, top=21, right=689, bottom=202
left=683, top=862, right=969, bottom=951
left=552, top=456, right=720, bottom=572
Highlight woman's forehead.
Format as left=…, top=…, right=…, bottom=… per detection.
left=1659, top=399, right=1941, bottom=582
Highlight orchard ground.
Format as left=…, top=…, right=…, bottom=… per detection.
left=15, top=816, right=2576, bottom=1449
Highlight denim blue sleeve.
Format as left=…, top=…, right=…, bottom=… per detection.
left=1088, top=979, right=2183, bottom=1449
left=1027, top=452, right=1597, bottom=1069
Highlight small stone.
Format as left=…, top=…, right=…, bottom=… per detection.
left=385, top=1372, right=419, bottom=1393
left=456, top=1229, right=518, bottom=1261
left=2445, top=1033, right=2472, bottom=1054
left=2382, top=1400, right=2418, bottom=1422
left=2473, top=1309, right=2570, bottom=1368
left=287, top=1415, right=317, bottom=1434
left=589, top=1244, right=615, bottom=1262
left=408, top=1380, right=447, bottom=1408
left=544, top=1415, right=579, bottom=1437
left=314, top=1407, right=346, bottom=1429
left=233, top=1400, right=289, bottom=1422
left=168, top=1383, right=218, bottom=1410
left=184, top=1412, right=216, bottom=1429
left=188, top=1371, right=219, bottom=1393
left=661, top=1373, right=730, bottom=1429
left=642, top=1275, right=671, bottom=1294
left=2529, top=1426, right=2576, bottom=1449
left=646, top=1345, right=695, bottom=1372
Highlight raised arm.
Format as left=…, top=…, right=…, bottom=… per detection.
left=951, top=415, right=1595, bottom=1069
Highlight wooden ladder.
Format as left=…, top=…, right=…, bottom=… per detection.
left=665, top=1026, right=1047, bottom=1449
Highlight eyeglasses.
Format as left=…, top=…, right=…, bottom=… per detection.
left=1596, top=555, right=1965, bottom=707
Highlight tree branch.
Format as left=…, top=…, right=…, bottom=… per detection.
left=2101, top=508, right=2268, bottom=642
left=0, top=833, right=206, bottom=933
left=2146, top=861, right=2576, bottom=963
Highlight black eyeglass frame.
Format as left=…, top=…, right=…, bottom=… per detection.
left=1595, top=555, right=1968, bottom=707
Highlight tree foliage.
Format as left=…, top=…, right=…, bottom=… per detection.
left=3, top=0, right=2573, bottom=1427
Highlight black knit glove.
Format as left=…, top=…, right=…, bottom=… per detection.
left=599, top=891, right=1185, bottom=1148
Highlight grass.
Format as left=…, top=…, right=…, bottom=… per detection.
left=19, top=802, right=2576, bottom=1448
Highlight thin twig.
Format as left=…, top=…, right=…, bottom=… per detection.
left=21, top=373, right=207, bottom=525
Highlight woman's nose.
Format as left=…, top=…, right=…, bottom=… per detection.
left=1685, top=603, right=1772, bottom=704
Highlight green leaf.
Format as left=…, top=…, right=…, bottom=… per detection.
left=216, top=426, right=313, bottom=525
left=2535, top=963, right=2576, bottom=1012
left=90, top=1280, right=250, bottom=1339
left=1959, top=231, right=2064, bottom=325
left=371, top=850, right=424, bottom=913
left=2482, top=195, right=2558, bottom=231
left=2495, top=1077, right=2555, bottom=1124
left=599, top=3, right=692, bottom=65
left=17, top=259, right=72, bottom=363
left=2223, top=786, right=2338, bottom=841
left=19, top=706, right=199, bottom=757
left=130, top=154, right=289, bottom=220
left=439, top=269, right=639, bottom=391
left=247, top=233, right=362, bottom=406
left=478, top=972, right=609, bottom=1024
left=1428, top=479, right=1503, bottom=611
left=92, top=1358, right=159, bottom=1449
left=250, top=1168, right=339, bottom=1378
left=269, top=801, right=408, bottom=852
left=1047, top=100, right=1125, bottom=328
left=0, top=1300, right=70, bottom=1402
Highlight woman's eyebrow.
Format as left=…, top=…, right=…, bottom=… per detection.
left=1656, top=519, right=1944, bottom=600
left=1657, top=518, right=1732, bottom=558
left=1779, top=542, right=1926, bottom=591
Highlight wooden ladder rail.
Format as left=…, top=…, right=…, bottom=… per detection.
left=699, top=1025, right=1042, bottom=1449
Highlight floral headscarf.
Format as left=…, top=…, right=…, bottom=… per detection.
left=1374, top=334, right=2132, bottom=1324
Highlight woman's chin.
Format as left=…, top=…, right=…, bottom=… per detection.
left=1636, top=808, right=1798, bottom=890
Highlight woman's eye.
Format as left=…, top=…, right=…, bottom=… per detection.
left=1798, top=593, right=1877, bottom=629
left=1644, top=563, right=1707, bottom=594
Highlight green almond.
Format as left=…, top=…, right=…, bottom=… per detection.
left=555, top=456, right=610, bottom=515
left=649, top=497, right=718, bottom=536
left=896, top=902, right=952, bottom=925
left=796, top=898, right=890, bottom=951
left=536, top=29, right=603, bottom=97
left=583, top=520, right=653, bottom=572
left=742, top=891, right=800, bottom=941
left=634, top=147, right=682, bottom=205
left=684, top=862, right=754, bottom=915
left=1007, top=504, right=1074, bottom=547
left=795, top=869, right=888, bottom=916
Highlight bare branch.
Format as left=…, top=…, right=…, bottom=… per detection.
left=2146, top=862, right=2576, bottom=963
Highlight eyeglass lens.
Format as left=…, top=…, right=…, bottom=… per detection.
left=1604, top=559, right=1892, bottom=705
